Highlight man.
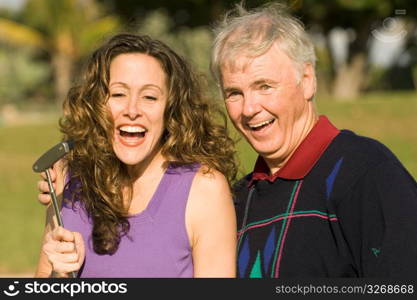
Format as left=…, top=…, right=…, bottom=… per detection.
left=210, top=3, right=417, bottom=278
left=38, top=2, right=417, bottom=278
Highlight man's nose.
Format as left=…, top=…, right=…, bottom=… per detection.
left=242, top=93, right=262, bottom=118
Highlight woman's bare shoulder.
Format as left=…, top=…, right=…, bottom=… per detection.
left=191, top=166, right=230, bottom=198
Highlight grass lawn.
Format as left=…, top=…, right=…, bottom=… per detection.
left=0, top=122, right=62, bottom=275
left=0, top=91, right=416, bottom=275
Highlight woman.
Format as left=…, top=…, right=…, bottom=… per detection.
left=35, top=33, right=237, bottom=278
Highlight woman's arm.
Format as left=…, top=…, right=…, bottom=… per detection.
left=34, top=207, right=56, bottom=277
left=186, top=167, right=237, bottom=278
left=36, top=226, right=85, bottom=278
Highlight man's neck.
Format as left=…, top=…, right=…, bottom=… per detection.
left=265, top=111, right=318, bottom=175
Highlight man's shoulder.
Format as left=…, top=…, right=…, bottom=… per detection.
left=233, top=173, right=252, bottom=190
left=331, top=129, right=400, bottom=166
left=321, top=129, right=414, bottom=191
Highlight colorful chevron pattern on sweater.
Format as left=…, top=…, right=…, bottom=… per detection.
left=237, top=162, right=341, bottom=278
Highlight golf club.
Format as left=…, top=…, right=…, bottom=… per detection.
left=33, top=140, right=77, bottom=278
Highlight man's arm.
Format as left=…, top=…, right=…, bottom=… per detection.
left=337, top=160, right=417, bottom=277
left=37, top=165, right=58, bottom=205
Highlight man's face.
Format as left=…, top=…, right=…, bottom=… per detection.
left=221, top=43, right=316, bottom=170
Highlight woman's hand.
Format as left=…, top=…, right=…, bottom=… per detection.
left=42, top=226, right=85, bottom=278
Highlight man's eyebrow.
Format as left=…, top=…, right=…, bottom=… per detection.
left=223, top=86, right=241, bottom=94
left=251, top=78, right=278, bottom=87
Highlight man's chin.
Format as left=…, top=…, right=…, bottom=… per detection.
left=257, top=148, right=288, bottom=164
left=251, top=143, right=283, bottom=158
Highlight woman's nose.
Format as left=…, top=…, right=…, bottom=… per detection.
left=124, top=96, right=142, bottom=119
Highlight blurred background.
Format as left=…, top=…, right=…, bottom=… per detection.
left=0, top=0, right=416, bottom=276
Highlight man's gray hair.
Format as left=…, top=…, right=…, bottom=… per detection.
left=211, top=2, right=317, bottom=84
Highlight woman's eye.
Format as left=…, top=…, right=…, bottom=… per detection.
left=260, top=84, right=271, bottom=90
left=144, top=96, right=157, bottom=100
left=111, top=93, right=125, bottom=97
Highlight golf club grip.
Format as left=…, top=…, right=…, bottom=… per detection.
left=69, top=271, right=77, bottom=278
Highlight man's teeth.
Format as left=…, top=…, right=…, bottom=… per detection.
left=119, top=126, right=146, bottom=133
left=248, top=119, right=274, bottom=129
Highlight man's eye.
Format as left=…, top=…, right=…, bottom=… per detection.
left=226, top=91, right=241, bottom=98
left=225, top=91, right=243, bottom=102
left=225, top=92, right=237, bottom=101
left=260, top=84, right=271, bottom=90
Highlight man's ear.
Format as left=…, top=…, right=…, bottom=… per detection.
left=302, top=63, right=316, bottom=101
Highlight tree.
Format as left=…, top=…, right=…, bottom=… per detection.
left=0, top=47, right=49, bottom=106
left=0, top=0, right=119, bottom=106
left=98, top=0, right=226, bottom=29
left=98, top=0, right=417, bottom=100
left=295, top=0, right=417, bottom=100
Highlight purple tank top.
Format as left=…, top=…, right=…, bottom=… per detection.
left=61, top=164, right=199, bottom=277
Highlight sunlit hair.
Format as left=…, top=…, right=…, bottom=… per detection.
left=211, top=2, right=317, bottom=86
left=60, top=33, right=238, bottom=254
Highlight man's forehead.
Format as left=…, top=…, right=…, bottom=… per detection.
left=220, top=44, right=293, bottom=84
left=221, top=54, right=254, bottom=75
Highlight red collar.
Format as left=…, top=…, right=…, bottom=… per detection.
left=248, top=115, right=340, bottom=186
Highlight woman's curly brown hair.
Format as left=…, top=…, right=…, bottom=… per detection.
left=59, top=33, right=238, bottom=255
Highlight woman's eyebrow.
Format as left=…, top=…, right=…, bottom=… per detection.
left=109, top=82, right=129, bottom=88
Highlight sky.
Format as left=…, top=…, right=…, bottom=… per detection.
left=0, top=0, right=26, bottom=11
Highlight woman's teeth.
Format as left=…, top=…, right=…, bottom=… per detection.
left=119, top=126, right=146, bottom=137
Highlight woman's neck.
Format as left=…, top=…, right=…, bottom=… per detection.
left=124, top=149, right=167, bottom=214
left=126, top=148, right=166, bottom=182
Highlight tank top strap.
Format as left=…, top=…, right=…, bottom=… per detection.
left=146, top=163, right=200, bottom=219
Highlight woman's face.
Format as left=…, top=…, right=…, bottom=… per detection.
left=107, top=53, right=168, bottom=167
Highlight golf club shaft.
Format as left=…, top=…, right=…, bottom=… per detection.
left=45, top=169, right=64, bottom=227
left=45, top=169, right=77, bottom=278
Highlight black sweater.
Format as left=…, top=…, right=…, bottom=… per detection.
left=234, top=123, right=417, bottom=278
